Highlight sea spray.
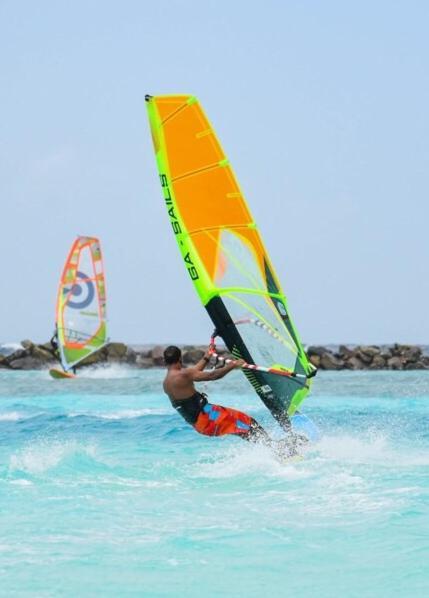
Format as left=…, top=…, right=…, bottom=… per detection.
left=0, top=369, right=428, bottom=596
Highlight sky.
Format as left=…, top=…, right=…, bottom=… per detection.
left=1, top=0, right=428, bottom=345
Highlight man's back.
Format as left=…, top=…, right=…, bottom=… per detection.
left=163, top=368, right=196, bottom=401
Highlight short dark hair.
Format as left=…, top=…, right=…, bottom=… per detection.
left=164, top=345, right=182, bottom=365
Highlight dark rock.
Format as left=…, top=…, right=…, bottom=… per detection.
left=355, top=347, right=374, bottom=366
left=391, top=344, right=417, bottom=358
left=355, top=350, right=374, bottom=365
left=380, top=346, right=393, bottom=359
left=125, top=347, right=137, bottom=364
left=182, top=345, right=196, bottom=352
left=358, top=346, right=380, bottom=358
left=136, top=355, right=155, bottom=369
left=79, top=349, right=107, bottom=367
left=388, top=344, right=422, bottom=364
left=396, top=344, right=413, bottom=354
left=387, top=356, right=403, bottom=370
left=390, top=344, right=401, bottom=356
left=337, top=345, right=354, bottom=359
left=346, top=356, right=365, bottom=370
left=4, top=349, right=28, bottom=365
left=182, top=348, right=205, bottom=365
left=309, top=354, right=321, bottom=368
left=319, top=352, right=344, bottom=370
left=369, top=355, right=386, bottom=369
left=9, top=356, right=42, bottom=370
left=401, top=346, right=422, bottom=363
left=307, top=346, right=328, bottom=358
left=404, top=361, right=426, bottom=370
left=151, top=345, right=166, bottom=366
left=32, top=346, right=55, bottom=362
left=21, top=339, right=34, bottom=350
left=106, top=342, right=128, bottom=360
left=40, top=342, right=58, bottom=357
left=2, top=340, right=427, bottom=371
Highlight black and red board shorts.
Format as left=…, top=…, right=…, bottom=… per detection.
left=171, top=392, right=254, bottom=437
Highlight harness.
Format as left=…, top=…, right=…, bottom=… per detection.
left=170, top=392, right=208, bottom=425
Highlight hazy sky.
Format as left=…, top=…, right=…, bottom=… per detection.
left=1, top=1, right=428, bottom=345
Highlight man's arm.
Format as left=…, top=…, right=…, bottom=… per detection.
left=50, top=332, right=59, bottom=356
left=193, top=349, right=212, bottom=372
left=191, top=359, right=244, bottom=382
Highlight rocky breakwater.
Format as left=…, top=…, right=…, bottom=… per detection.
left=0, top=341, right=233, bottom=371
left=0, top=340, right=58, bottom=370
left=307, top=344, right=429, bottom=370
left=0, top=341, right=428, bottom=371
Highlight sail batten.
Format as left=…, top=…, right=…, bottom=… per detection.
left=146, top=94, right=313, bottom=424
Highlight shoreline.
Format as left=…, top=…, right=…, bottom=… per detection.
left=0, top=340, right=428, bottom=371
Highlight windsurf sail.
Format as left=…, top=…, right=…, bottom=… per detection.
left=54, top=236, right=108, bottom=372
left=146, top=95, right=315, bottom=430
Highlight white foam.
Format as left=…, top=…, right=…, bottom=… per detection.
left=193, top=443, right=310, bottom=480
left=143, top=480, right=177, bottom=489
left=316, top=433, right=390, bottom=463
left=98, top=408, right=168, bottom=419
left=313, top=432, right=429, bottom=467
left=9, top=479, right=33, bottom=486
left=9, top=440, right=98, bottom=474
left=78, top=365, right=135, bottom=379
left=0, top=412, right=28, bottom=422
left=67, top=408, right=169, bottom=419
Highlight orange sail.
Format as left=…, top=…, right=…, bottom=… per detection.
left=146, top=95, right=315, bottom=427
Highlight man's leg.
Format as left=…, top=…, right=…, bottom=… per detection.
left=193, top=403, right=302, bottom=457
left=195, top=403, right=271, bottom=444
left=240, top=417, right=271, bottom=444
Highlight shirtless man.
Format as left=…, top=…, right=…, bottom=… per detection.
left=162, top=345, right=271, bottom=443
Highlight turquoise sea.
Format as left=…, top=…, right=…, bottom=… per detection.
left=0, top=368, right=428, bottom=597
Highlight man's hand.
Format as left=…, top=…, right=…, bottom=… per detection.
left=194, top=348, right=212, bottom=371
left=192, top=356, right=245, bottom=382
left=233, top=359, right=245, bottom=369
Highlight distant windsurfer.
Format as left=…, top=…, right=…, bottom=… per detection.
left=50, top=327, right=76, bottom=375
left=163, top=345, right=272, bottom=444
left=50, top=328, right=59, bottom=359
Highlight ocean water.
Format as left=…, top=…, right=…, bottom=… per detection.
left=0, top=368, right=428, bottom=597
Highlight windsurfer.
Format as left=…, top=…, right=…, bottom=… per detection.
left=50, top=328, right=76, bottom=375
left=50, top=328, right=59, bottom=358
left=163, top=345, right=271, bottom=444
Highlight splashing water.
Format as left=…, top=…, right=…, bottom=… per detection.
left=0, top=368, right=428, bottom=596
